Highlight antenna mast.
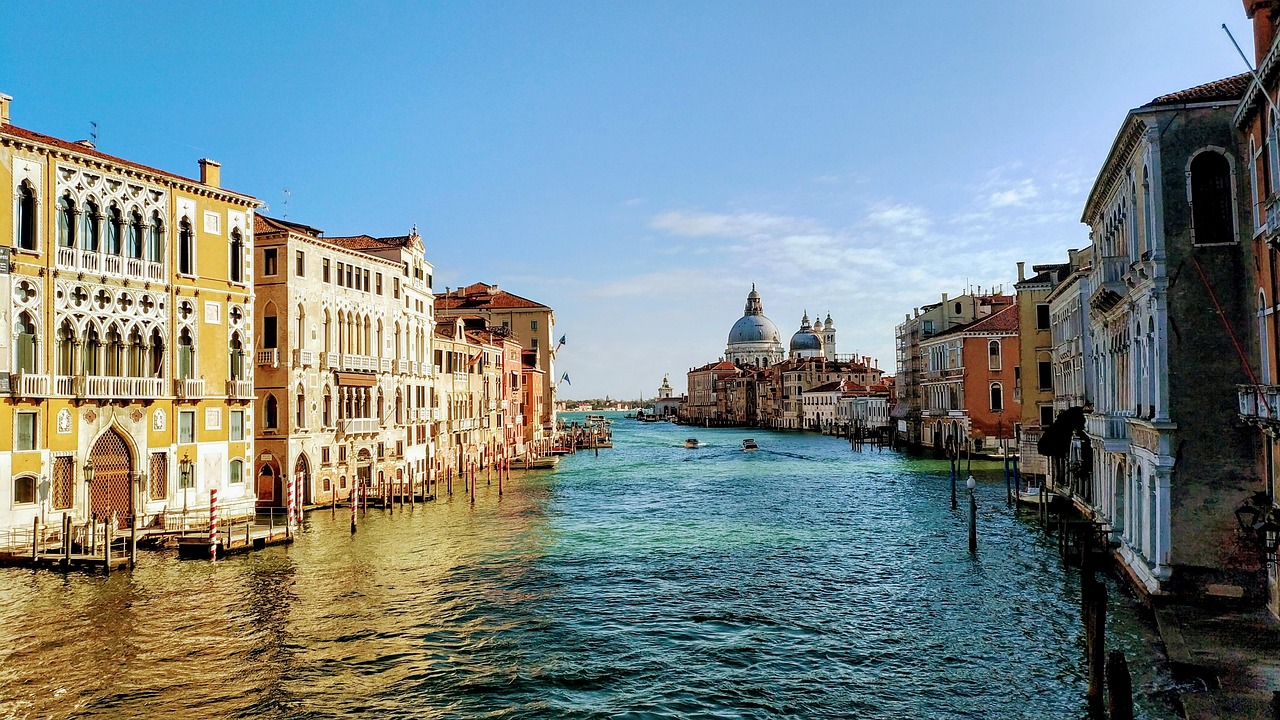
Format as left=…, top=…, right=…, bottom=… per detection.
left=282, top=188, right=291, bottom=219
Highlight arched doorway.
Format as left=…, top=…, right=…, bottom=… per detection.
left=356, top=448, right=373, bottom=491
left=295, top=453, right=312, bottom=506
left=89, top=428, right=133, bottom=529
left=258, top=465, right=276, bottom=504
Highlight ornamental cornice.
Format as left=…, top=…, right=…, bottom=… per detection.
left=1082, top=114, right=1147, bottom=225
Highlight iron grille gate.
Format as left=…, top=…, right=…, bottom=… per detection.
left=150, top=452, right=168, bottom=500
left=89, top=429, right=133, bottom=529
left=52, top=456, right=73, bottom=510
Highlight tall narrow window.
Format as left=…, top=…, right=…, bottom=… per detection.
left=323, top=386, right=332, bottom=427
left=17, top=182, right=36, bottom=251
left=264, top=309, right=278, bottom=349
left=295, top=250, right=305, bottom=277
left=265, top=395, right=278, bottom=430
left=15, top=313, right=36, bottom=374
left=147, top=212, right=164, bottom=263
left=177, top=328, right=194, bottom=379
left=80, top=200, right=99, bottom=252
left=990, top=382, right=1004, bottom=411
left=56, top=321, right=74, bottom=376
left=296, top=385, right=306, bottom=428
left=1036, top=304, right=1050, bottom=331
left=1190, top=151, right=1234, bottom=245
left=323, top=258, right=331, bottom=283
left=104, top=324, right=123, bottom=376
left=106, top=205, right=123, bottom=255
left=15, top=413, right=37, bottom=451
left=296, top=305, right=306, bottom=348
left=178, top=218, right=194, bottom=274
left=263, top=248, right=278, bottom=276
left=229, top=229, right=244, bottom=283
left=150, top=328, right=165, bottom=377
left=83, top=326, right=101, bottom=375
left=988, top=340, right=1001, bottom=370
left=229, top=333, right=244, bottom=380
left=58, top=194, right=75, bottom=248
left=127, top=210, right=143, bottom=259
left=128, top=328, right=145, bottom=377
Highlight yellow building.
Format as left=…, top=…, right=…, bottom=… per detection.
left=0, top=94, right=261, bottom=536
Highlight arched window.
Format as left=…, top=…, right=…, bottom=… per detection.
left=954, top=301, right=962, bottom=314
left=58, top=195, right=76, bottom=248
left=178, top=217, right=194, bottom=274
left=990, top=382, right=1004, bottom=411
left=15, top=312, right=36, bottom=374
left=147, top=212, right=164, bottom=263
left=127, top=210, right=143, bottom=259
left=128, top=327, right=145, bottom=377
left=988, top=340, right=1001, bottom=370
left=296, top=304, right=306, bottom=348
left=295, top=384, right=306, bottom=428
left=265, top=395, right=279, bottom=430
left=1261, top=293, right=1271, bottom=385
left=1190, top=151, right=1233, bottom=245
left=80, top=199, right=99, bottom=252
left=263, top=305, right=278, bottom=349
left=323, top=386, right=332, bottom=427
left=323, top=310, right=332, bottom=353
left=377, top=389, right=384, bottom=422
left=229, top=459, right=244, bottom=485
left=150, top=328, right=165, bottom=377
left=16, top=182, right=36, bottom=251
left=13, top=475, right=36, bottom=505
left=56, top=320, right=74, bottom=376
left=1141, top=165, right=1154, bottom=255
left=106, top=205, right=123, bottom=255
left=177, top=328, right=195, bottom=379
left=104, top=324, right=123, bottom=376
left=395, top=390, right=403, bottom=424
left=229, top=333, right=245, bottom=381
left=83, top=325, right=101, bottom=375
left=229, top=229, right=244, bottom=283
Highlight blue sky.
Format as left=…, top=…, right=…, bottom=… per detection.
left=0, top=2, right=1258, bottom=398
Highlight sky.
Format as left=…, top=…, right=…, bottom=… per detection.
left=0, top=2, right=1260, bottom=399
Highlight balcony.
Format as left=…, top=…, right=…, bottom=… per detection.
left=173, top=378, right=205, bottom=399
left=1085, top=412, right=1130, bottom=442
left=226, top=380, right=255, bottom=399
left=380, top=358, right=392, bottom=373
left=83, top=376, right=165, bottom=399
left=10, top=372, right=50, bottom=399
left=397, top=359, right=410, bottom=374
left=55, top=246, right=165, bottom=284
left=1239, top=384, right=1280, bottom=423
left=1266, top=196, right=1280, bottom=238
left=293, top=349, right=315, bottom=367
left=321, top=351, right=340, bottom=369
left=341, top=354, right=376, bottom=372
left=256, top=348, right=279, bottom=367
left=341, top=417, right=380, bottom=435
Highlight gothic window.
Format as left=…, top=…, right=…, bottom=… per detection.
left=263, top=306, right=278, bottom=349
left=177, top=328, right=195, bottom=379
left=80, top=199, right=99, bottom=252
left=323, top=386, right=332, bottom=427
left=16, top=182, right=36, bottom=251
left=990, top=382, right=1004, bottom=411
left=395, top=390, right=403, bottom=424
left=323, top=310, right=332, bottom=353
left=296, top=304, right=306, bottom=348
left=106, top=205, right=123, bottom=255
left=147, top=212, right=164, bottom=263
left=150, top=328, right=165, bottom=377
left=104, top=324, right=123, bottom=376
left=84, top=325, right=101, bottom=375
left=1190, top=151, right=1234, bottom=245
left=229, top=333, right=245, bottom=381
left=230, top=229, right=244, bottom=283
left=295, top=384, right=306, bottom=428
left=988, top=340, right=1001, bottom=371
left=15, top=312, right=36, bottom=374
left=128, top=327, right=145, bottom=377
left=126, top=210, right=143, bottom=259
left=1261, top=293, right=1271, bottom=385
left=58, top=194, right=75, bottom=248
left=178, top=217, right=194, bottom=275
left=56, top=320, right=74, bottom=376
left=265, top=394, right=278, bottom=431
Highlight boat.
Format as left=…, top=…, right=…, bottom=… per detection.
left=511, top=454, right=561, bottom=470
left=1015, top=483, right=1052, bottom=507
left=741, top=439, right=759, bottom=452
left=684, top=438, right=699, bottom=449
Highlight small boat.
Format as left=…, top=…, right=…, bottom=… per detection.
left=1015, top=483, right=1051, bottom=507
left=511, top=455, right=561, bottom=470
left=684, top=438, right=699, bottom=449
left=741, top=439, right=759, bottom=452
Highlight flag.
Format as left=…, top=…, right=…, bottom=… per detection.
left=467, top=350, right=483, bottom=369
left=556, top=335, right=566, bottom=350
left=560, top=372, right=571, bottom=386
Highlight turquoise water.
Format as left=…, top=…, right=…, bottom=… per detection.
left=0, top=414, right=1177, bottom=719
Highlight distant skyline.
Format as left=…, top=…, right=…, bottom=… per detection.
left=0, top=2, right=1259, bottom=398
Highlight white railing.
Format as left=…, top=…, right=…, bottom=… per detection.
left=380, top=358, right=392, bottom=373
left=1267, top=196, right=1280, bottom=236
left=226, top=380, right=254, bottom=399
left=1085, top=412, right=1130, bottom=440
left=256, top=348, right=279, bottom=367
left=173, top=378, right=205, bottom=399
left=454, top=372, right=468, bottom=383
left=11, top=372, right=50, bottom=398
left=397, top=359, right=410, bottom=374
left=102, top=254, right=123, bottom=275
left=56, top=246, right=76, bottom=269
left=1239, top=384, right=1280, bottom=421
left=321, top=351, right=340, bottom=369
left=341, top=417, right=380, bottom=435
left=53, top=246, right=166, bottom=283
left=85, top=376, right=164, bottom=398
left=294, top=349, right=315, bottom=367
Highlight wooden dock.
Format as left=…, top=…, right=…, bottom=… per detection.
left=176, top=524, right=293, bottom=560
left=0, top=514, right=137, bottom=573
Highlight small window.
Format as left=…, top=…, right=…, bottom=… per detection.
left=954, top=302, right=962, bottom=314
left=1036, top=304, right=1050, bottom=331
left=988, top=340, right=1001, bottom=371
left=263, top=248, right=278, bottom=276
left=376, top=273, right=383, bottom=295
left=265, top=395, right=278, bottom=430
left=394, top=278, right=401, bottom=299
left=13, top=475, right=36, bottom=505
left=322, top=447, right=331, bottom=464
left=295, top=250, right=305, bottom=277
left=179, top=410, right=195, bottom=443
left=531, top=320, right=539, bottom=331
left=229, top=459, right=244, bottom=484
left=323, top=258, right=331, bottom=283
left=990, top=383, right=1004, bottom=411
left=230, top=229, right=244, bottom=283
left=17, top=182, right=37, bottom=251
left=1037, top=361, right=1052, bottom=391
left=178, top=218, right=194, bottom=275
left=363, top=269, right=370, bottom=292
left=15, top=411, right=37, bottom=451
left=1039, top=405, right=1054, bottom=427
left=230, top=410, right=244, bottom=441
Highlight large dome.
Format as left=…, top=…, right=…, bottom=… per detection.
left=729, top=315, right=781, bottom=344
left=790, top=330, right=823, bottom=351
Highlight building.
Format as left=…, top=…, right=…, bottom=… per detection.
left=0, top=93, right=261, bottom=535
left=918, top=303, right=1021, bottom=453
left=436, top=283, right=556, bottom=443
left=771, top=356, right=885, bottom=430
left=684, top=360, right=739, bottom=425
left=1015, top=261, right=1070, bottom=432
left=1042, top=246, right=1095, bottom=497
left=650, top=375, right=682, bottom=418
left=1083, top=73, right=1261, bottom=602
left=788, top=312, right=825, bottom=360
left=432, top=317, right=505, bottom=478
left=724, top=285, right=785, bottom=368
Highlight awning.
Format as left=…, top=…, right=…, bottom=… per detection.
left=890, top=404, right=910, bottom=419
left=336, top=371, right=377, bottom=387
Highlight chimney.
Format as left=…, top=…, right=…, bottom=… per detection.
left=1246, top=1, right=1278, bottom=67
left=0, top=93, right=10, bottom=126
left=199, top=158, right=221, bottom=188
left=1017, top=261, right=1025, bottom=282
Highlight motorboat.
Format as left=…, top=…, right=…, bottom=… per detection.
left=741, top=439, right=759, bottom=452
left=1015, top=483, right=1051, bottom=507
left=684, top=438, right=699, bottom=449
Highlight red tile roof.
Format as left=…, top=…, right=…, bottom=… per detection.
left=435, top=283, right=550, bottom=311
left=1144, top=74, right=1250, bottom=107
left=931, top=303, right=1019, bottom=338
left=255, top=214, right=324, bottom=237
left=325, top=234, right=416, bottom=251
left=0, top=123, right=257, bottom=202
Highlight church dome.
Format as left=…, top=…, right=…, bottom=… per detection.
left=729, top=315, right=781, bottom=344
left=789, top=311, right=823, bottom=353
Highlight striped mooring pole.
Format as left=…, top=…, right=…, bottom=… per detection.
left=209, top=488, right=219, bottom=561
left=287, top=472, right=298, bottom=537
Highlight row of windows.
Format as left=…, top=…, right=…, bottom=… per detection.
left=10, top=408, right=244, bottom=452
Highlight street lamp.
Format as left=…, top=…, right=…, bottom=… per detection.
left=179, top=453, right=193, bottom=488
left=83, top=459, right=95, bottom=484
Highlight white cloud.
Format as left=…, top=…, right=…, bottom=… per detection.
left=649, top=210, right=819, bottom=238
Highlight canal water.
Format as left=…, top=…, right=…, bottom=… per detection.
left=0, top=414, right=1178, bottom=719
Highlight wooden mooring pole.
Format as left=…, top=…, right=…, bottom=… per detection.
left=1106, top=650, right=1133, bottom=720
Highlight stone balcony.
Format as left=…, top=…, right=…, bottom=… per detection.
left=226, top=380, right=254, bottom=399
left=256, top=348, right=279, bottom=367
left=341, top=417, right=380, bottom=435
left=56, top=246, right=165, bottom=284
left=173, top=378, right=205, bottom=399
left=1086, top=412, right=1130, bottom=449
left=10, top=372, right=50, bottom=399
left=1238, top=384, right=1280, bottom=424
left=293, top=349, right=315, bottom=367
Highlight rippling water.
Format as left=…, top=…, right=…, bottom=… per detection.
left=0, top=415, right=1178, bottom=719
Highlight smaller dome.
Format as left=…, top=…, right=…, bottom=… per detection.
left=790, top=330, right=823, bottom=352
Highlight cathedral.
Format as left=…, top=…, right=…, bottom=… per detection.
left=725, top=286, right=838, bottom=367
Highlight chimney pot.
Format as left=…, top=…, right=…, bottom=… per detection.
left=1017, top=261, right=1026, bottom=282
left=0, top=93, right=10, bottom=126
left=199, top=158, right=221, bottom=188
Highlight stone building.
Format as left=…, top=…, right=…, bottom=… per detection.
left=0, top=93, right=261, bottom=534
left=432, top=317, right=504, bottom=478
left=724, top=285, right=784, bottom=368
left=684, top=360, right=739, bottom=424
left=1082, top=73, right=1261, bottom=602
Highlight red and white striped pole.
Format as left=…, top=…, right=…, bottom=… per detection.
left=287, top=472, right=297, bottom=537
left=209, top=488, right=219, bottom=561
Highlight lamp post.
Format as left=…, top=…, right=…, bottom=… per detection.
left=967, top=474, right=978, bottom=554
left=83, top=459, right=95, bottom=485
